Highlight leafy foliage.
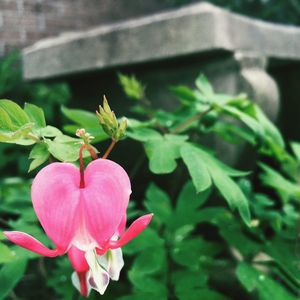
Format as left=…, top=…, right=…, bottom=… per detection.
left=0, top=67, right=299, bottom=300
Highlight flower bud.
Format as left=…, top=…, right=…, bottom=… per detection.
left=96, top=96, right=127, bottom=142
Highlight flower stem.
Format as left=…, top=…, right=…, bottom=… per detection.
left=79, top=144, right=98, bottom=188
left=79, top=145, right=86, bottom=188
left=170, top=107, right=212, bottom=134
left=102, top=139, right=117, bottom=159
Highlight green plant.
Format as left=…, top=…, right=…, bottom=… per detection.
left=0, top=72, right=299, bottom=300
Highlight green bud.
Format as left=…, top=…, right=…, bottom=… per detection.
left=96, top=96, right=128, bottom=141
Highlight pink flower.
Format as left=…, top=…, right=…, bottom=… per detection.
left=4, top=159, right=152, bottom=297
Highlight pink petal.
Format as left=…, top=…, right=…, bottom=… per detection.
left=4, top=231, right=62, bottom=257
left=68, top=246, right=89, bottom=273
left=108, top=214, right=153, bottom=249
left=78, top=272, right=89, bottom=297
left=117, top=215, right=127, bottom=236
left=83, top=159, right=131, bottom=247
left=31, top=162, right=81, bottom=252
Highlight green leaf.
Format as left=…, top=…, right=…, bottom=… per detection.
left=254, top=104, right=285, bottom=148
left=123, top=228, right=164, bottom=255
left=195, top=74, right=214, bottom=99
left=265, top=238, right=300, bottom=286
left=127, top=128, right=162, bottom=142
left=118, top=73, right=145, bottom=100
left=209, top=162, right=251, bottom=226
left=172, top=237, right=222, bottom=267
left=290, top=142, right=300, bottom=161
left=0, top=99, right=29, bottom=126
left=28, top=142, right=49, bottom=172
left=211, top=121, right=256, bottom=145
left=170, top=85, right=198, bottom=105
left=45, top=137, right=80, bottom=162
left=0, top=243, right=16, bottom=263
left=176, top=289, right=230, bottom=300
left=0, top=232, right=5, bottom=240
left=0, top=107, right=14, bottom=130
left=0, top=259, right=27, bottom=300
left=180, top=143, right=212, bottom=192
left=130, top=247, right=165, bottom=275
left=236, top=262, right=297, bottom=300
left=61, top=106, right=99, bottom=127
left=145, top=183, right=172, bottom=223
left=127, top=273, right=168, bottom=298
left=259, top=163, right=300, bottom=201
left=172, top=270, right=208, bottom=295
left=176, top=181, right=210, bottom=213
left=219, top=221, right=260, bottom=257
left=24, top=102, right=46, bottom=128
left=222, top=105, right=264, bottom=137
left=181, top=144, right=250, bottom=225
left=145, top=134, right=187, bottom=174
left=0, top=123, right=35, bottom=145
left=39, top=125, right=62, bottom=137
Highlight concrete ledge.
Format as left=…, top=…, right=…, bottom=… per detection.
left=23, top=2, right=300, bottom=80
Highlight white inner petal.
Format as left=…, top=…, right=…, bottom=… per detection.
left=98, top=248, right=124, bottom=281
left=85, top=249, right=110, bottom=295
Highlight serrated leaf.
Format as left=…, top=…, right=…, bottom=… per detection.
left=24, top=102, right=46, bottom=128
left=180, top=144, right=212, bottom=192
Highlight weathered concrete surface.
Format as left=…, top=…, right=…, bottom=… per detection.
left=23, top=2, right=300, bottom=80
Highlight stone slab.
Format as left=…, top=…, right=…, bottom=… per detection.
left=23, top=2, right=300, bottom=79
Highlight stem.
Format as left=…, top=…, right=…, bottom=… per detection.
left=79, top=144, right=98, bottom=188
left=102, top=139, right=117, bottom=159
left=170, top=107, right=212, bottom=134
left=86, top=144, right=98, bottom=160
left=79, top=145, right=85, bottom=188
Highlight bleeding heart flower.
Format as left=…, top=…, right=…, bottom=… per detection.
left=4, top=158, right=152, bottom=297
